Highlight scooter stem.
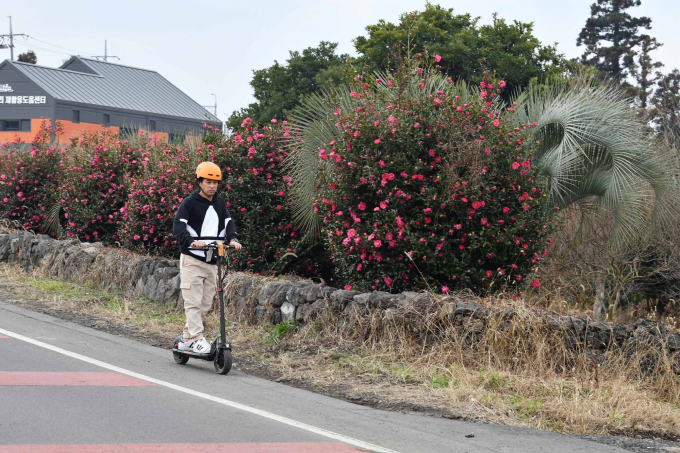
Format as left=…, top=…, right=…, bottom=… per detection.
left=217, top=256, right=226, bottom=348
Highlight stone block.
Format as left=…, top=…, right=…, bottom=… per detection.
left=281, top=302, right=296, bottom=323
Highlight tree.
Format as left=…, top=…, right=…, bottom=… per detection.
left=650, top=69, right=680, bottom=149
left=630, top=35, right=663, bottom=108
left=227, top=42, right=349, bottom=129
left=17, top=50, right=37, bottom=64
left=353, top=4, right=566, bottom=98
left=576, top=0, right=652, bottom=82
left=228, top=5, right=567, bottom=127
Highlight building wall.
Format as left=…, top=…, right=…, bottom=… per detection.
left=0, top=118, right=49, bottom=143
left=0, top=62, right=53, bottom=144
left=1, top=61, right=214, bottom=145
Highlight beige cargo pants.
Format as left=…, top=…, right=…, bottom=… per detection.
left=179, top=253, right=217, bottom=341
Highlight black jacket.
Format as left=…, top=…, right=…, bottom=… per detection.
left=173, top=190, right=238, bottom=264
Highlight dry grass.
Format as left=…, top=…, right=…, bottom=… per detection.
left=1, top=262, right=679, bottom=441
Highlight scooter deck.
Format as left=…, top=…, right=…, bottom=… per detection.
left=172, top=347, right=216, bottom=360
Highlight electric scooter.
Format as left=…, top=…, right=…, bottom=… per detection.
left=172, top=242, right=236, bottom=375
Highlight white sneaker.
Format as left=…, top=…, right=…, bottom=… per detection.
left=192, top=337, right=212, bottom=354
left=177, top=339, right=194, bottom=351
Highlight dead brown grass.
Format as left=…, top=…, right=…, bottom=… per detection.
left=1, top=262, right=679, bottom=441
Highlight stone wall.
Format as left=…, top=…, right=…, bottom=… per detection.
left=1, top=230, right=679, bottom=359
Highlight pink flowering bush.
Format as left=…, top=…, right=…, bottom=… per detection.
left=213, top=118, right=331, bottom=278
left=308, top=59, right=554, bottom=294
left=117, top=136, right=201, bottom=255
left=57, top=131, right=143, bottom=242
left=0, top=121, right=65, bottom=232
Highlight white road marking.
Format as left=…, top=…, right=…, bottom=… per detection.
left=0, top=327, right=399, bottom=453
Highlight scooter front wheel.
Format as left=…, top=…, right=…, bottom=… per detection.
left=214, top=349, right=232, bottom=375
left=173, top=352, right=189, bottom=365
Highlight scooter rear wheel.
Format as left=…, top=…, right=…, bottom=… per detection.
left=173, top=352, right=189, bottom=365
left=214, top=349, right=232, bottom=375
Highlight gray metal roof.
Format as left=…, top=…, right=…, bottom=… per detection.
left=7, top=57, right=220, bottom=123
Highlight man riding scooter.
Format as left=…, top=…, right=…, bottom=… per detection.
left=172, top=162, right=241, bottom=354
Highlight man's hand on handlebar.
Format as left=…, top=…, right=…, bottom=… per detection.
left=189, top=240, right=241, bottom=251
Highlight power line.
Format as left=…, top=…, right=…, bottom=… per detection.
left=13, top=40, right=75, bottom=57
left=26, top=36, right=92, bottom=55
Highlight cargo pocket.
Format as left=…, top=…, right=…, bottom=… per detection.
left=180, top=282, right=192, bottom=290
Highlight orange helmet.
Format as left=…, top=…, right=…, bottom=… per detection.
left=196, top=162, right=222, bottom=181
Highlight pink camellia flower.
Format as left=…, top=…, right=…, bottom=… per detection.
left=396, top=217, right=405, bottom=227
left=492, top=119, right=500, bottom=127
left=344, top=285, right=352, bottom=291
left=379, top=201, right=388, bottom=209
left=350, top=92, right=357, bottom=97
left=2, top=198, right=7, bottom=203
left=435, top=54, right=442, bottom=62
left=531, top=280, right=541, bottom=288
left=357, top=263, right=363, bottom=271
left=376, top=78, right=381, bottom=83
left=499, top=80, right=506, bottom=88
left=276, top=205, right=282, bottom=210
left=374, top=139, right=381, bottom=144
left=133, top=235, right=140, bottom=240
left=374, top=240, right=382, bottom=248
left=384, top=277, right=392, bottom=287
left=503, top=207, right=510, bottom=214
left=441, top=286, right=449, bottom=294
left=347, top=228, right=357, bottom=238
left=17, top=192, right=23, bottom=198
left=388, top=116, right=395, bottom=123
left=511, top=162, right=521, bottom=170
left=522, top=161, right=531, bottom=168
left=358, top=202, right=366, bottom=211
left=433, top=98, right=441, bottom=106
left=271, top=119, right=277, bottom=123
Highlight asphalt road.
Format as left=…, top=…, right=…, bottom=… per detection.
left=0, top=300, right=631, bottom=453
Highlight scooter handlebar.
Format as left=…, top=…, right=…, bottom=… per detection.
left=187, top=244, right=236, bottom=251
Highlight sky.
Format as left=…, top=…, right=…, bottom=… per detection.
left=3, top=0, right=679, bottom=125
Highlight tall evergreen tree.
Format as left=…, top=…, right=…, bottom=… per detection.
left=630, top=35, right=663, bottom=108
left=576, top=0, right=652, bottom=82
left=650, top=70, right=680, bottom=149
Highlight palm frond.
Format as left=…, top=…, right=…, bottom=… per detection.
left=42, top=202, right=62, bottom=237
left=510, top=73, right=678, bottom=247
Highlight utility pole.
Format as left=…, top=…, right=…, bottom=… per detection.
left=0, top=17, right=28, bottom=61
left=91, top=40, right=119, bottom=62
left=203, top=94, right=217, bottom=118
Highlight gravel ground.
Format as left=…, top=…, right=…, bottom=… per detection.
left=577, top=434, right=680, bottom=452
